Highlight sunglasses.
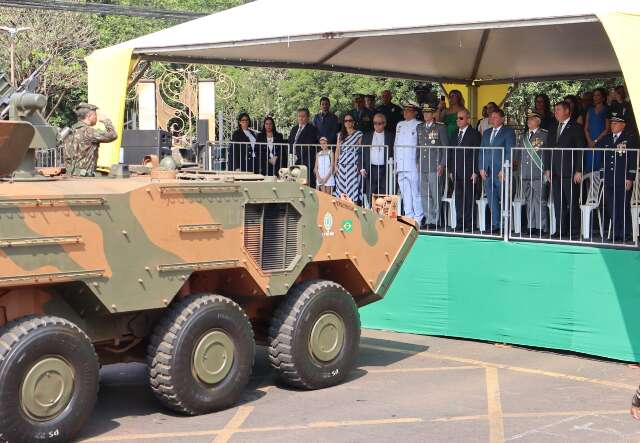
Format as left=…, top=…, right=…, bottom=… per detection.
left=373, top=121, right=385, bottom=125
left=344, top=119, right=354, bottom=123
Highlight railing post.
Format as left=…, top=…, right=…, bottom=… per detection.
left=503, top=159, right=510, bottom=242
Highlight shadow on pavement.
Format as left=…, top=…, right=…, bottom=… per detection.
left=357, top=336, right=429, bottom=368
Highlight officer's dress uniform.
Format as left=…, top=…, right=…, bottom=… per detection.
left=417, top=120, right=449, bottom=226
left=514, top=128, right=549, bottom=231
left=395, top=118, right=423, bottom=222
left=597, top=128, right=638, bottom=241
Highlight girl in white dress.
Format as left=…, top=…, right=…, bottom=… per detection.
left=314, top=137, right=335, bottom=194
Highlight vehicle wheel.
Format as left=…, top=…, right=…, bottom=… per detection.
left=0, top=316, right=99, bottom=443
left=269, top=280, right=361, bottom=389
left=147, top=294, right=255, bottom=415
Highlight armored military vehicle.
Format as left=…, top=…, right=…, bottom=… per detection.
left=0, top=90, right=417, bottom=442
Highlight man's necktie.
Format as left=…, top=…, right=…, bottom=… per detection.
left=294, top=126, right=303, bottom=143
left=457, top=130, right=463, bottom=146
left=614, top=133, right=619, bottom=144
left=556, top=123, right=564, bottom=142
left=529, top=131, right=534, bottom=141
left=490, top=128, right=497, bottom=144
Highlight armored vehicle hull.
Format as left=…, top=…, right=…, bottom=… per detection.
left=0, top=121, right=416, bottom=442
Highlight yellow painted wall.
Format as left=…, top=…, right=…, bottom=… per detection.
left=85, top=47, right=135, bottom=169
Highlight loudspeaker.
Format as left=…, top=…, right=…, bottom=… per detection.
left=122, top=129, right=171, bottom=148
left=196, top=119, right=209, bottom=146
left=122, top=146, right=171, bottom=165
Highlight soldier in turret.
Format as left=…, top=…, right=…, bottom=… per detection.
left=64, top=103, right=117, bottom=177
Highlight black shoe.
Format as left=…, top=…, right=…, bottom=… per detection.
left=528, top=228, right=540, bottom=236
left=420, top=221, right=428, bottom=230
left=550, top=233, right=559, bottom=239
left=427, top=224, right=438, bottom=230
left=464, top=227, right=473, bottom=233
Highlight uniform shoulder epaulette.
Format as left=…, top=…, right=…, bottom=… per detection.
left=435, top=121, right=445, bottom=125
left=539, top=128, right=548, bottom=133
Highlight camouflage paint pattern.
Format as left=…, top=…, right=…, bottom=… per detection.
left=0, top=121, right=417, bottom=347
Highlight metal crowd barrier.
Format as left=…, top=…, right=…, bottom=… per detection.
left=35, top=147, right=63, bottom=168
left=412, top=145, right=505, bottom=239
left=203, top=141, right=640, bottom=248
left=509, top=146, right=639, bottom=248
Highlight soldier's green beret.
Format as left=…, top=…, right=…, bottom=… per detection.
left=74, top=102, right=98, bottom=112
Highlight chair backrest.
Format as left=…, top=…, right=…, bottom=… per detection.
left=580, top=171, right=602, bottom=205
left=632, top=174, right=640, bottom=206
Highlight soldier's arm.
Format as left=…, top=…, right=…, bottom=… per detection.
left=87, top=119, right=118, bottom=144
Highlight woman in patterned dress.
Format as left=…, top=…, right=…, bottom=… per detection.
left=334, top=112, right=364, bottom=205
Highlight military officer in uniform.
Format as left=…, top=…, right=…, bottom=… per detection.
left=417, top=105, right=449, bottom=229
left=597, top=112, right=638, bottom=242
left=395, top=102, right=423, bottom=223
left=351, top=93, right=374, bottom=132
left=64, top=103, right=118, bottom=177
left=376, top=90, right=403, bottom=132
left=513, top=111, right=549, bottom=234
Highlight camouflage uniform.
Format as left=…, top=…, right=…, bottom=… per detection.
left=65, top=118, right=117, bottom=177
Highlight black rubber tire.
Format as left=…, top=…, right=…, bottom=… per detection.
left=0, top=316, right=99, bottom=443
left=268, top=280, right=361, bottom=389
left=147, top=294, right=255, bottom=415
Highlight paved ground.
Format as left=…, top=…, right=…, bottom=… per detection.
left=77, top=329, right=640, bottom=443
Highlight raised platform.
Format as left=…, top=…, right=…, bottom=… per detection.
left=361, top=234, right=640, bottom=362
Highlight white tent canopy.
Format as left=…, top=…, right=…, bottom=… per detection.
left=114, top=0, right=638, bottom=84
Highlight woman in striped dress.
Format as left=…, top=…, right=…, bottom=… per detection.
left=334, top=112, right=364, bottom=205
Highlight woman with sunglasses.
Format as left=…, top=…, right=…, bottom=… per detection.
left=334, top=112, right=364, bottom=205
left=230, top=112, right=259, bottom=172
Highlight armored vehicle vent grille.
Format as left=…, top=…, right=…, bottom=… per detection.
left=244, top=203, right=300, bottom=272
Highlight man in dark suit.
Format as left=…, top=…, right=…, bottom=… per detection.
left=312, top=97, right=340, bottom=144
left=288, top=107, right=319, bottom=187
left=448, top=109, right=481, bottom=231
left=351, top=93, right=374, bottom=133
left=597, top=112, right=638, bottom=242
left=362, top=112, right=395, bottom=200
left=376, top=90, right=403, bottom=132
left=544, top=101, right=585, bottom=239
left=479, top=109, right=516, bottom=233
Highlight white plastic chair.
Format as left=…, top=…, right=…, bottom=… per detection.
left=441, top=177, right=456, bottom=229
left=476, top=181, right=489, bottom=233
left=511, top=174, right=525, bottom=234
left=579, top=170, right=604, bottom=240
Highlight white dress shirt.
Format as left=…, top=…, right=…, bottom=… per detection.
left=371, top=131, right=386, bottom=165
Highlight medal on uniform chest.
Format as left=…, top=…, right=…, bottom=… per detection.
left=616, top=140, right=627, bottom=156
left=428, top=128, right=438, bottom=144
left=532, top=138, right=542, bottom=151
